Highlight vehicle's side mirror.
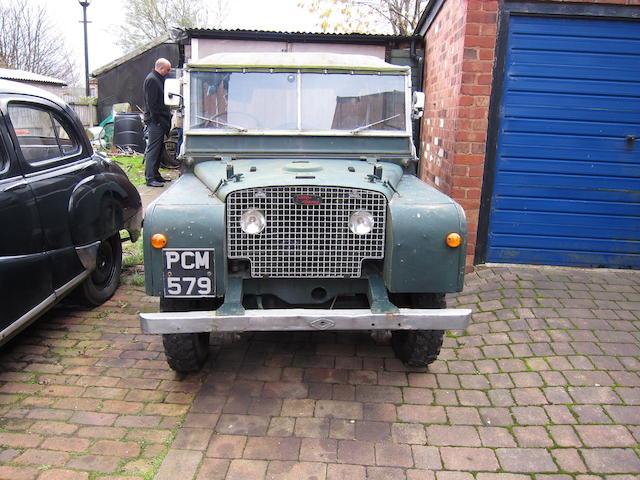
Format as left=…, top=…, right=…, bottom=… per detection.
left=164, top=78, right=182, bottom=107
left=412, top=91, right=425, bottom=119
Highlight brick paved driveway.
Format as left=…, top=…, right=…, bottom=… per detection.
left=0, top=264, right=638, bottom=480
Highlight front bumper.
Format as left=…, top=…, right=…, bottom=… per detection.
left=140, top=307, right=471, bottom=334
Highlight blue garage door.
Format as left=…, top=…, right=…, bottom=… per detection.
left=487, top=15, right=640, bottom=268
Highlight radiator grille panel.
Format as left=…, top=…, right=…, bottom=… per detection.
left=227, top=186, right=386, bottom=278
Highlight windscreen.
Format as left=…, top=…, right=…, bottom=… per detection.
left=190, top=71, right=407, bottom=133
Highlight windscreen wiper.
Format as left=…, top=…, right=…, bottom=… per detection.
left=196, top=115, right=247, bottom=132
left=350, top=114, right=402, bottom=134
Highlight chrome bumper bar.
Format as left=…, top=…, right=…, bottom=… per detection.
left=139, top=307, right=472, bottom=334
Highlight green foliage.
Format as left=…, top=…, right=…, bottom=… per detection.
left=113, top=155, right=146, bottom=187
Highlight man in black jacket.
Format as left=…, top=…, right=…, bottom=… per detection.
left=143, top=58, right=172, bottom=187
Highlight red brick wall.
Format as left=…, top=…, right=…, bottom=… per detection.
left=420, top=0, right=498, bottom=269
left=420, top=0, right=639, bottom=269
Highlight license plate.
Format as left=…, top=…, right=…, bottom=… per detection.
left=163, top=248, right=215, bottom=297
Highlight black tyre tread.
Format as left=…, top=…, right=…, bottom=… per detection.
left=162, top=333, right=209, bottom=373
left=391, top=329, right=444, bottom=367
left=390, top=292, right=447, bottom=367
left=75, top=233, right=122, bottom=307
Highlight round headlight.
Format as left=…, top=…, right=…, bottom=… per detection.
left=349, top=211, right=375, bottom=235
left=240, top=209, right=266, bottom=234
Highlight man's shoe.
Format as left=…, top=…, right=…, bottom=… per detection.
left=155, top=176, right=171, bottom=182
left=146, top=180, right=164, bottom=187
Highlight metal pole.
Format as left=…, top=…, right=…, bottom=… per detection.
left=82, top=3, right=90, bottom=97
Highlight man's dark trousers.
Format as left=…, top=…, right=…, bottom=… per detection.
left=144, top=123, right=166, bottom=184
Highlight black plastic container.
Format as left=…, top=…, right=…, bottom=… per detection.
left=113, top=113, right=145, bottom=153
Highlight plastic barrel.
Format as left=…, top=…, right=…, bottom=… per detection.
left=113, top=113, right=145, bottom=153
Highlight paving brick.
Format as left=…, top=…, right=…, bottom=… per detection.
left=316, top=400, right=363, bottom=420
left=477, top=426, right=516, bottom=447
left=354, top=421, right=391, bottom=442
left=375, top=443, right=413, bottom=467
left=244, top=437, right=300, bottom=461
left=266, top=460, right=327, bottom=479
left=154, top=449, right=203, bottom=480
left=215, top=414, right=270, bottom=436
left=572, top=405, right=612, bottom=424
left=262, top=382, right=308, bottom=398
left=513, top=426, right=553, bottom=447
left=196, top=458, right=230, bottom=480
left=327, top=464, right=366, bottom=480
left=397, top=405, right=446, bottom=424
left=13, top=448, right=69, bottom=467
left=496, top=448, right=558, bottom=473
left=38, top=468, right=89, bottom=480
left=295, top=417, right=330, bottom=438
left=606, top=405, right=640, bottom=424
left=90, top=440, right=141, bottom=457
left=299, top=438, right=337, bottom=462
left=576, top=425, right=637, bottom=447
left=337, top=440, right=375, bottom=465
left=206, top=434, right=247, bottom=458
left=582, top=448, right=640, bottom=474
left=76, top=426, right=127, bottom=440
left=552, top=448, right=587, bottom=473
left=69, top=411, right=117, bottom=426
left=41, top=437, right=90, bottom=453
left=66, top=454, right=121, bottom=472
left=226, top=459, right=268, bottom=480
left=363, top=403, right=396, bottom=422
left=268, top=417, right=295, bottom=437
left=426, top=425, right=481, bottom=446
left=441, top=447, right=499, bottom=471
left=391, top=423, right=426, bottom=444
left=355, top=385, right=403, bottom=403
left=0, top=432, right=42, bottom=448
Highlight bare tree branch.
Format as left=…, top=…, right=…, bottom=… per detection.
left=298, top=0, right=427, bottom=35
left=0, top=1, right=78, bottom=84
left=117, top=0, right=229, bottom=51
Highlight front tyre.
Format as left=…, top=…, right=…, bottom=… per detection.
left=159, top=297, right=218, bottom=373
left=391, top=329, right=444, bottom=367
left=162, top=333, right=210, bottom=373
left=75, top=233, right=122, bottom=306
left=390, top=293, right=446, bottom=367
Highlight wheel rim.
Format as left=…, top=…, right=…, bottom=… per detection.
left=92, top=239, right=115, bottom=287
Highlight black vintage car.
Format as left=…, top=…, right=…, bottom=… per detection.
left=0, top=80, right=142, bottom=344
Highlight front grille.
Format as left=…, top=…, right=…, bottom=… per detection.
left=227, top=186, right=386, bottom=278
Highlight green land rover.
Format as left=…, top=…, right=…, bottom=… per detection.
left=140, top=52, right=471, bottom=372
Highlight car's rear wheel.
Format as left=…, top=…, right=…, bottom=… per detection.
left=75, top=233, right=122, bottom=306
left=390, top=293, right=446, bottom=367
left=160, top=297, right=220, bottom=373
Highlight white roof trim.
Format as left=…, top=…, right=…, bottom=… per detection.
left=188, top=52, right=410, bottom=71
left=0, top=68, right=66, bottom=85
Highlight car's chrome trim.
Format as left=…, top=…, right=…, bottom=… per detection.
left=54, top=270, right=91, bottom=298
left=139, top=307, right=472, bottom=334
left=0, top=294, right=57, bottom=344
left=0, top=270, right=90, bottom=345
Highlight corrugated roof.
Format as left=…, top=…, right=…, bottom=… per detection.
left=184, top=27, right=416, bottom=43
left=0, top=68, right=66, bottom=86
left=93, top=28, right=417, bottom=76
left=92, top=34, right=173, bottom=77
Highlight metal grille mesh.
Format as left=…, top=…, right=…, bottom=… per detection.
left=227, top=186, right=386, bottom=278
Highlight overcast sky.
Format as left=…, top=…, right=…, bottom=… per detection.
left=33, top=0, right=322, bottom=80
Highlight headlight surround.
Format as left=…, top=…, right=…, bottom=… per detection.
left=349, top=210, right=375, bottom=235
left=240, top=209, right=266, bottom=234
